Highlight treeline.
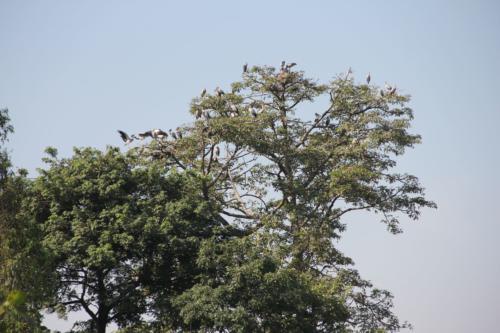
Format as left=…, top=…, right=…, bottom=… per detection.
left=0, top=63, right=435, bottom=333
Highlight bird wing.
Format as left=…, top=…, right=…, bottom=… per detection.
left=117, top=130, right=129, bottom=141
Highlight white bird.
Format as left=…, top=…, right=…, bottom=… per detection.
left=117, top=130, right=133, bottom=144
left=152, top=129, right=168, bottom=139
left=201, top=88, right=207, bottom=98
left=229, top=104, right=238, bottom=113
left=366, top=72, right=371, bottom=84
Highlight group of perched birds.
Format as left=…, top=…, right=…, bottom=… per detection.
left=346, top=67, right=397, bottom=96
left=117, top=128, right=182, bottom=145
left=119, top=62, right=397, bottom=146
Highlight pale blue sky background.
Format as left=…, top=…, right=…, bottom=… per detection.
left=1, top=1, right=499, bottom=332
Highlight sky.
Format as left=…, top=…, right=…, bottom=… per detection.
left=1, top=0, right=499, bottom=332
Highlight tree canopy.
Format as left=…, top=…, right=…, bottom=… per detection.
left=122, top=62, right=435, bottom=332
left=31, top=147, right=230, bottom=333
left=0, top=62, right=435, bottom=333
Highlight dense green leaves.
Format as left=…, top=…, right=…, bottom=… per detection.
left=32, top=147, right=227, bottom=332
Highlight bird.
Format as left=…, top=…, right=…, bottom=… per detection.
left=152, top=129, right=168, bottom=139
left=366, top=72, right=371, bottom=84
left=196, top=109, right=203, bottom=119
left=281, top=60, right=286, bottom=70
left=215, top=146, right=220, bottom=156
left=314, top=113, right=321, bottom=123
left=389, top=86, right=397, bottom=95
left=325, top=117, right=330, bottom=126
left=286, top=62, right=297, bottom=70
left=117, top=130, right=134, bottom=144
left=176, top=128, right=183, bottom=139
left=169, top=129, right=177, bottom=140
left=380, top=89, right=385, bottom=97
left=243, top=63, right=248, bottom=73
left=215, top=87, right=225, bottom=97
left=385, top=82, right=392, bottom=91
left=136, top=130, right=153, bottom=140
left=201, top=88, right=207, bottom=98
left=345, top=67, right=352, bottom=80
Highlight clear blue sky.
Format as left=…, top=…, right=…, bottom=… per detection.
left=1, top=1, right=499, bottom=332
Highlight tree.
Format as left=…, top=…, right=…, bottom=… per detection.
left=127, top=62, right=435, bottom=331
left=32, top=147, right=227, bottom=333
left=0, top=108, right=52, bottom=332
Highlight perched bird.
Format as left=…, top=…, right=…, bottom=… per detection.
left=136, top=130, right=153, bottom=140
left=314, top=113, right=321, bottom=123
left=345, top=67, right=352, bottom=80
left=215, top=87, right=225, bottom=97
left=281, top=60, right=286, bottom=70
left=201, top=88, right=207, bottom=98
left=117, top=130, right=133, bottom=144
left=169, top=129, right=178, bottom=140
left=196, top=109, right=203, bottom=119
left=389, top=86, right=397, bottom=95
left=243, top=63, right=248, bottom=73
left=152, top=129, right=168, bottom=139
left=286, top=62, right=297, bottom=70
left=325, top=117, right=330, bottom=126
left=176, top=128, right=183, bottom=139
left=229, top=104, right=238, bottom=113
left=366, top=72, right=371, bottom=84
left=215, top=146, right=220, bottom=156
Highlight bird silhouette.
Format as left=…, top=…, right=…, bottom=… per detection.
left=366, top=72, right=371, bottom=84
left=117, top=130, right=134, bottom=144
left=201, top=88, right=207, bottom=98
left=345, top=67, right=352, bottom=80
left=243, top=63, right=248, bottom=73
left=136, top=130, right=153, bottom=140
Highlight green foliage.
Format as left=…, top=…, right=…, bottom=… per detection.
left=0, top=108, right=51, bottom=332
left=32, top=146, right=227, bottom=332
left=131, top=62, right=434, bottom=331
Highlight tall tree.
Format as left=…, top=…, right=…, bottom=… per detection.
left=32, top=147, right=226, bottom=333
left=127, top=62, right=435, bottom=331
left=0, top=108, right=51, bottom=332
